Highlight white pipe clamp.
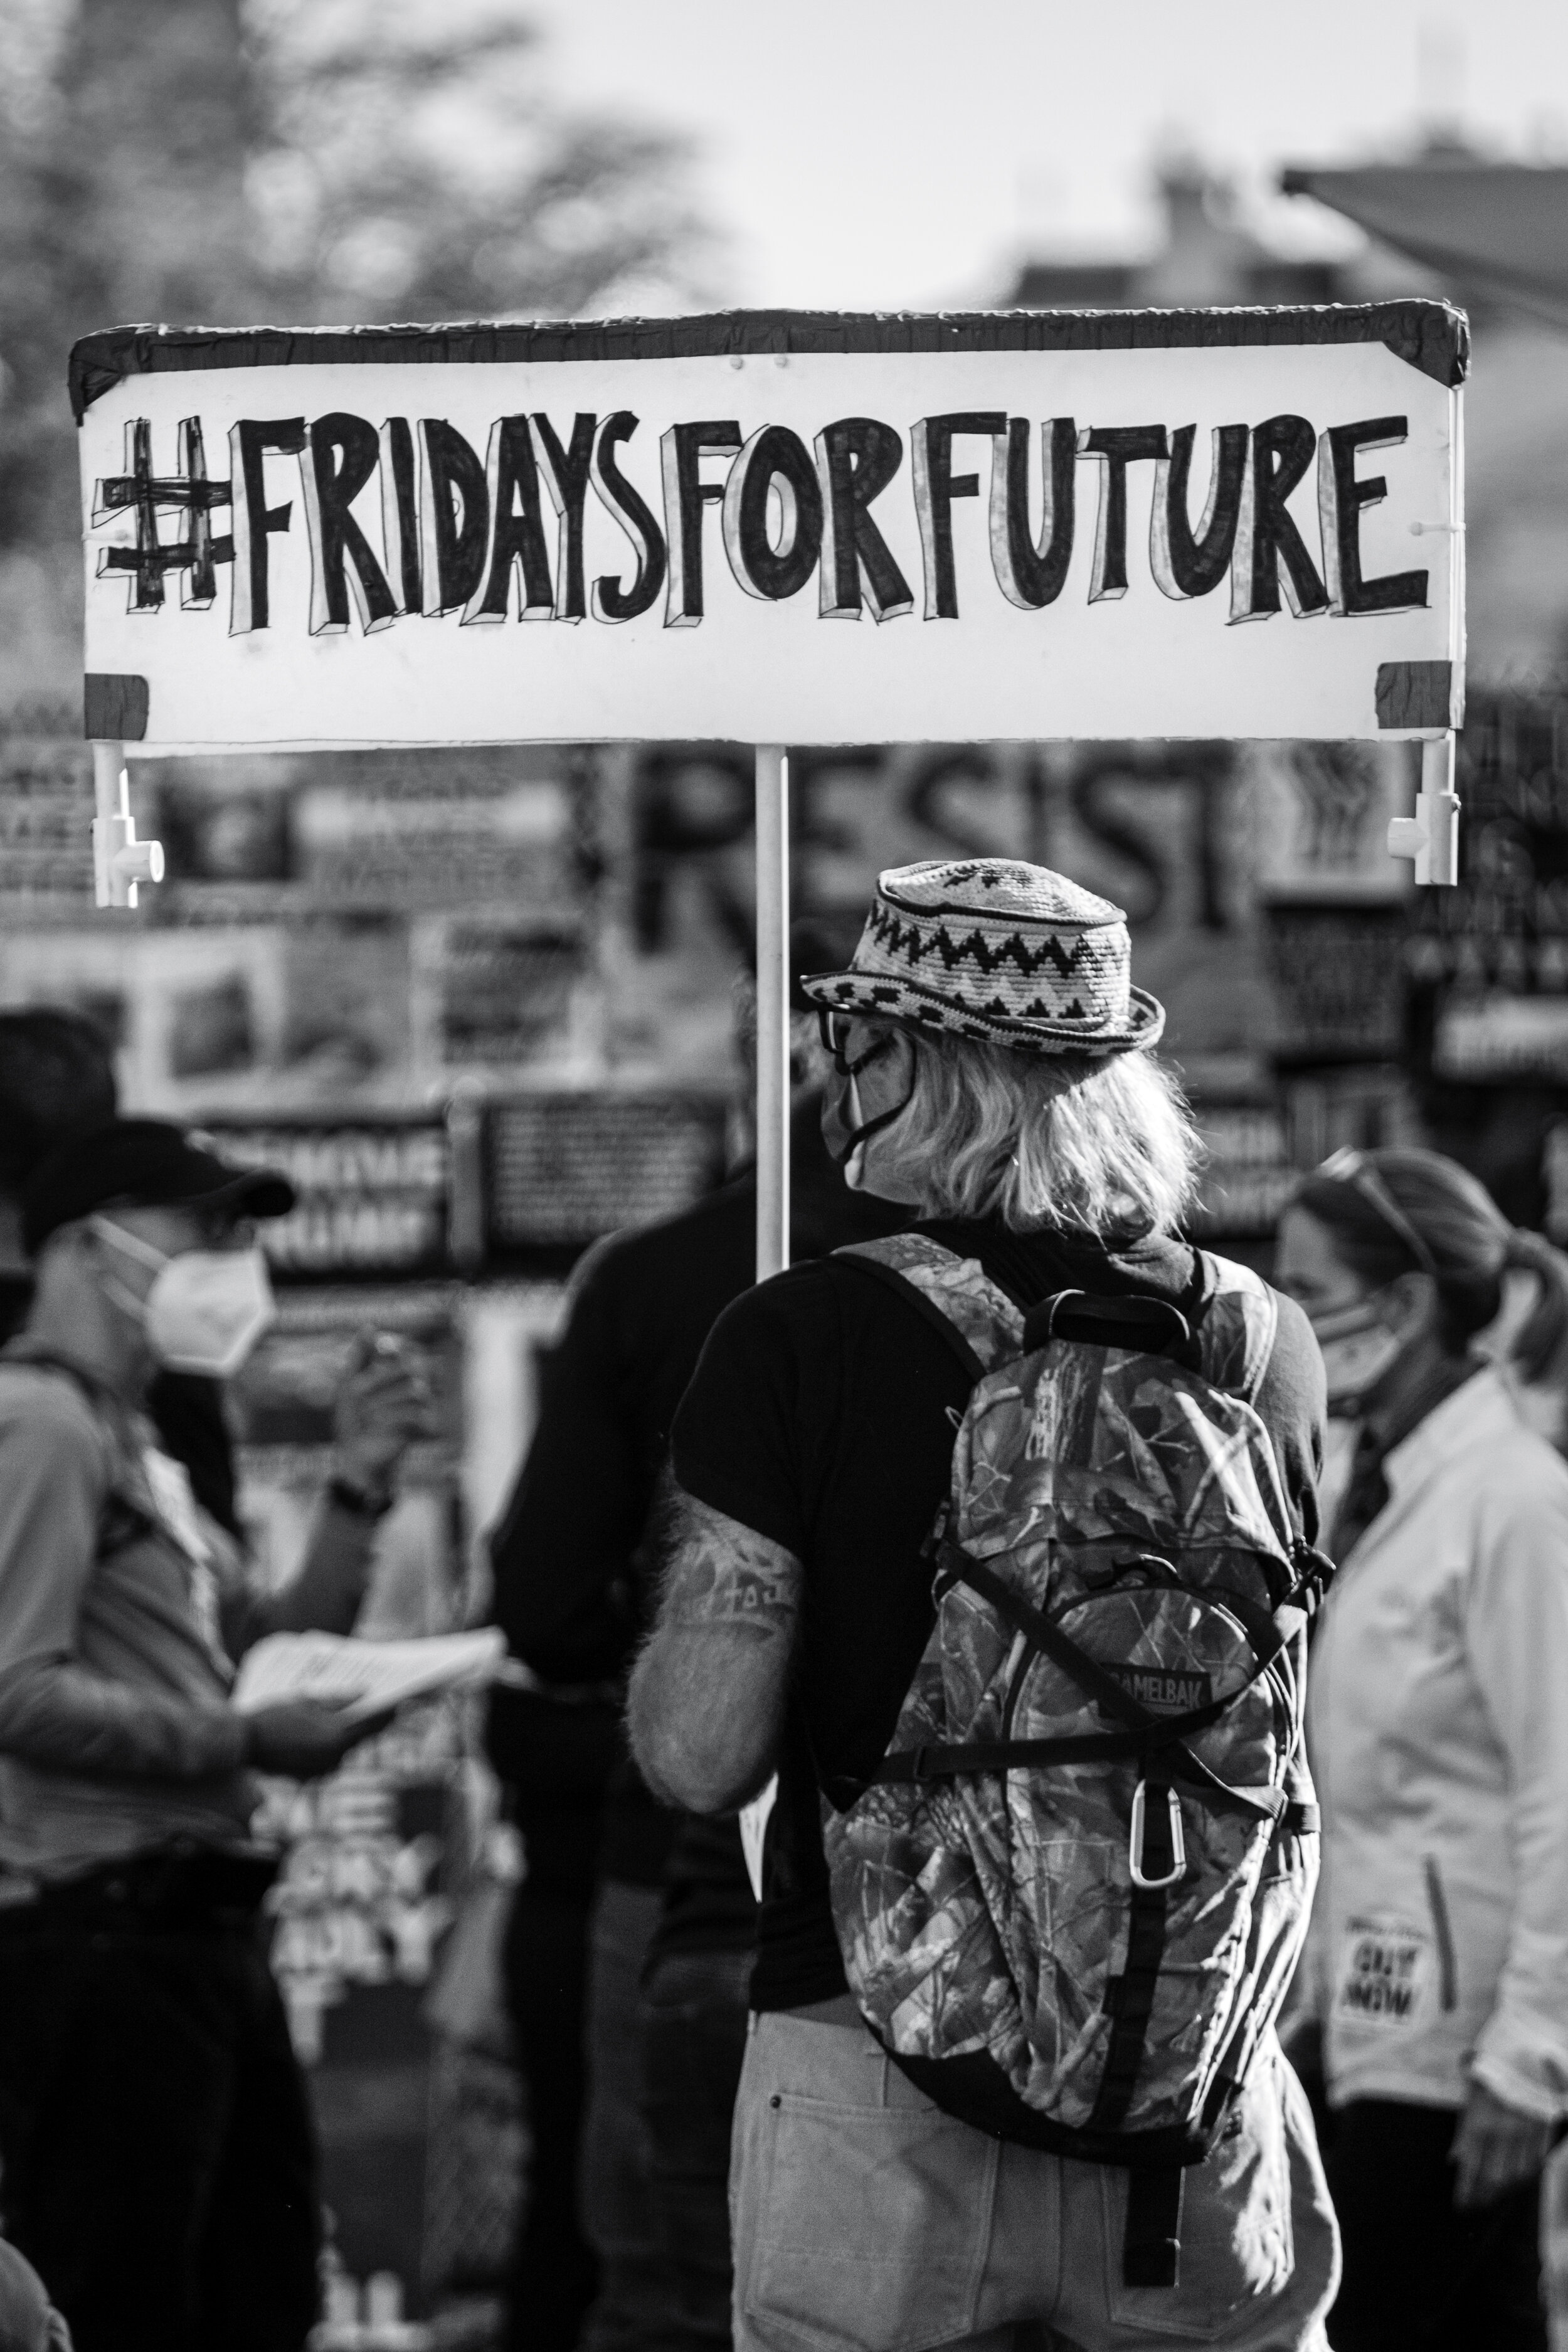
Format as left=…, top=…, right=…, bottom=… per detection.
left=1387, top=736, right=1460, bottom=887
left=90, top=741, right=165, bottom=909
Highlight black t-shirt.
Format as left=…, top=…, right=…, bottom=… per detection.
left=670, top=1217, right=1325, bottom=2012
left=487, top=1100, right=909, bottom=1892
left=649, top=1813, right=759, bottom=1964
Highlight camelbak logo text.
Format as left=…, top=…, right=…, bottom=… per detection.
left=1107, top=1666, right=1212, bottom=1715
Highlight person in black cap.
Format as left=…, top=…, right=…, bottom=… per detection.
left=0, top=1012, right=117, bottom=1340
left=1, top=1009, right=242, bottom=1535
left=0, top=1118, right=430, bottom=2352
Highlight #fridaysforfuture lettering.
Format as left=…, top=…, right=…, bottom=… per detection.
left=73, top=308, right=1465, bottom=750
left=97, top=410, right=1428, bottom=634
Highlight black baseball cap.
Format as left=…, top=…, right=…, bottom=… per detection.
left=22, top=1118, right=295, bottom=1257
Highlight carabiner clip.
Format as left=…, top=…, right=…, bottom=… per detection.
left=1129, top=1780, right=1186, bottom=1890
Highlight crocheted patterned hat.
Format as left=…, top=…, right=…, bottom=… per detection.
left=799, top=859, right=1164, bottom=1056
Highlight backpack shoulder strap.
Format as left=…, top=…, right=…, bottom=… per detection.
left=832, top=1235, right=1025, bottom=1384
left=1192, top=1251, right=1279, bottom=1406
left=1190, top=1252, right=1313, bottom=1559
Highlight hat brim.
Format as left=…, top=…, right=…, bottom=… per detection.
left=194, top=1167, right=297, bottom=1221
left=129, top=1163, right=297, bottom=1222
left=800, top=968, right=1165, bottom=1056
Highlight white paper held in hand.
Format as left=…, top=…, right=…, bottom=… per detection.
left=231, top=1627, right=507, bottom=1723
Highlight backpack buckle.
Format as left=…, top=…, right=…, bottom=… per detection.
left=1129, top=1780, right=1186, bottom=1890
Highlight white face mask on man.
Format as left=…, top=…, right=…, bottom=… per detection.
left=91, top=1216, right=276, bottom=1377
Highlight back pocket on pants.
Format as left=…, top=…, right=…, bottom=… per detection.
left=745, top=2085, right=997, bottom=2352
left=1102, top=2057, right=1296, bottom=2342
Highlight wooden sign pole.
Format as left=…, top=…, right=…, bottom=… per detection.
left=754, top=744, right=790, bottom=1284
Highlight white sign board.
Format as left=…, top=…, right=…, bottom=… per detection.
left=72, top=306, right=1465, bottom=753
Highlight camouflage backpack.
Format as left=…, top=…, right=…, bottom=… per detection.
left=822, top=1234, right=1330, bottom=2286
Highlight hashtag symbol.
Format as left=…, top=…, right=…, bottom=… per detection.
left=94, top=417, right=234, bottom=612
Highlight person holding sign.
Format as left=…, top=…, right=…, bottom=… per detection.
left=1276, top=1152, right=1568, bottom=2351
left=0, top=1119, right=430, bottom=2352
left=632, top=860, right=1338, bottom=2351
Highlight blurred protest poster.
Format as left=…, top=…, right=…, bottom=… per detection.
left=483, top=1091, right=726, bottom=1259
left=252, top=1698, right=518, bottom=2342
left=0, top=726, right=1436, bottom=1267
left=1409, top=688, right=1568, bottom=1227
left=227, top=1274, right=564, bottom=2340
left=1244, top=738, right=1415, bottom=906
left=233, top=1276, right=474, bottom=2337
left=0, top=733, right=97, bottom=903
left=199, top=1120, right=458, bottom=1284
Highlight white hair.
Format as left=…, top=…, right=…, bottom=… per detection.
left=874, top=1025, right=1202, bottom=1241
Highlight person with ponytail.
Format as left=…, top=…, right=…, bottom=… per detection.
left=1276, top=1148, right=1568, bottom=2350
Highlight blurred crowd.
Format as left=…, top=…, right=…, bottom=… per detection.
left=1, top=861, right=1568, bottom=2350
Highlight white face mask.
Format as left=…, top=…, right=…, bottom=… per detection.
left=1310, top=1296, right=1405, bottom=1411
left=92, top=1217, right=276, bottom=1377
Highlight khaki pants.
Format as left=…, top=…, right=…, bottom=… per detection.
left=729, top=2013, right=1338, bottom=2352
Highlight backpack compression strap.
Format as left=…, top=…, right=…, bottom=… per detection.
left=871, top=1540, right=1311, bottom=2175
left=876, top=1550, right=1298, bottom=1827
left=1125, top=2166, right=1186, bottom=2290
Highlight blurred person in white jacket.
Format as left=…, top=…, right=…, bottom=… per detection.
left=1277, top=1147, right=1568, bottom=2352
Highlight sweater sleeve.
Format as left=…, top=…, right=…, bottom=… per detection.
left=0, top=1397, right=247, bottom=1783
left=228, top=1495, right=380, bottom=1651
left=1466, top=1461, right=1568, bottom=2119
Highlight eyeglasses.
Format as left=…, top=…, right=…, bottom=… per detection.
left=816, top=1008, right=896, bottom=1083
left=1316, top=1148, right=1441, bottom=1280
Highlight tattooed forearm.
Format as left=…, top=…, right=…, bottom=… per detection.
left=657, top=1523, right=798, bottom=1641
left=627, top=1482, right=802, bottom=1813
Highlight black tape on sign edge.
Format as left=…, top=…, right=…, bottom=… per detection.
left=1375, top=659, right=1453, bottom=730
left=83, top=673, right=149, bottom=741
left=68, top=301, right=1470, bottom=420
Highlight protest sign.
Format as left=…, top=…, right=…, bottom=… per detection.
left=71, top=302, right=1471, bottom=1281
left=199, top=1116, right=458, bottom=1279
left=73, top=306, right=1464, bottom=753
left=0, top=738, right=97, bottom=899
left=485, top=1090, right=726, bottom=1253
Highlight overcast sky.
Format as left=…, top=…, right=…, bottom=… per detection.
left=524, top=0, right=1568, bottom=308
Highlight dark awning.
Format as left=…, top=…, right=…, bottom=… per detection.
left=1281, top=163, right=1568, bottom=327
